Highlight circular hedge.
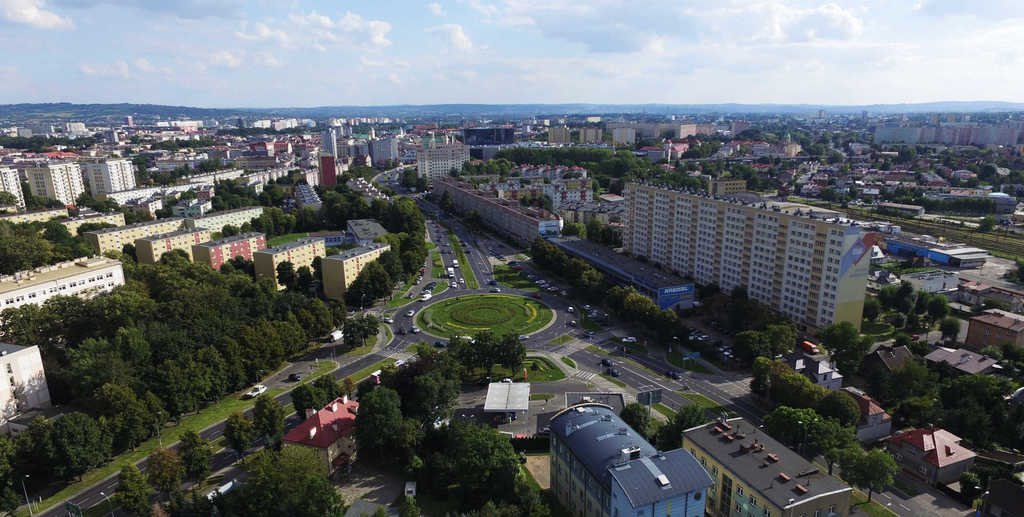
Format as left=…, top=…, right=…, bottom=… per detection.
left=415, top=294, right=554, bottom=338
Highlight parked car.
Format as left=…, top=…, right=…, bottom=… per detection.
left=411, top=327, right=421, bottom=334
left=244, top=384, right=268, bottom=398
left=567, top=306, right=575, bottom=313
left=287, top=373, right=303, bottom=382
left=665, top=370, right=683, bottom=380
left=622, top=336, right=638, bottom=344
left=490, top=287, right=502, bottom=293
left=600, top=358, right=613, bottom=367
left=605, top=367, right=621, bottom=377
left=501, top=378, right=513, bottom=383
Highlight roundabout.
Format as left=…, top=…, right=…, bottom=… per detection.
left=415, top=294, right=554, bottom=338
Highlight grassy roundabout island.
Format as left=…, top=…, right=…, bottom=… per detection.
left=416, top=294, right=554, bottom=338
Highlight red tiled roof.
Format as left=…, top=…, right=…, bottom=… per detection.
left=282, top=397, right=358, bottom=449
left=889, top=428, right=976, bottom=468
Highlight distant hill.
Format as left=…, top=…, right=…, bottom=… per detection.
left=2, top=101, right=1024, bottom=123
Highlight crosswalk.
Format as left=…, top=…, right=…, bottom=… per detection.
left=573, top=370, right=597, bottom=381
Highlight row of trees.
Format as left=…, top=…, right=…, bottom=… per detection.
left=0, top=219, right=117, bottom=275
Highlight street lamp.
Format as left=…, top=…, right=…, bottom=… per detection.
left=99, top=491, right=113, bottom=517
left=21, top=475, right=31, bottom=517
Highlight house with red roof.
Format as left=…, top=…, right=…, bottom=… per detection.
left=841, top=387, right=892, bottom=442
left=282, top=396, right=359, bottom=476
left=886, top=427, right=976, bottom=485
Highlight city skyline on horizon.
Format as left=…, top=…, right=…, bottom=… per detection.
left=1, top=0, right=1024, bottom=107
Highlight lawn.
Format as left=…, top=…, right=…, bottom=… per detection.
left=667, top=350, right=712, bottom=373
left=680, top=392, right=723, bottom=411
left=493, top=264, right=539, bottom=291
left=530, top=393, right=554, bottom=401
left=653, top=403, right=675, bottom=418
left=31, top=360, right=338, bottom=516
left=852, top=490, right=899, bottom=517
left=416, top=294, right=553, bottom=338
left=447, top=233, right=479, bottom=288
left=862, top=321, right=894, bottom=337
left=430, top=248, right=445, bottom=278
left=550, top=334, right=574, bottom=345
left=267, top=232, right=309, bottom=247
left=385, top=279, right=419, bottom=309
left=478, top=357, right=566, bottom=382
left=560, top=357, right=576, bottom=369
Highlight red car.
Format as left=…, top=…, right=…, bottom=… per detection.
left=531, top=293, right=542, bottom=299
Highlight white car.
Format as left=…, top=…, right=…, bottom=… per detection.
left=411, top=326, right=421, bottom=334
left=405, top=309, right=415, bottom=317
left=244, top=384, right=268, bottom=398
left=420, top=293, right=432, bottom=301
left=383, top=316, right=394, bottom=324
left=621, top=336, right=638, bottom=344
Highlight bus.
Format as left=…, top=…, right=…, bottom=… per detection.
left=447, top=267, right=455, bottom=278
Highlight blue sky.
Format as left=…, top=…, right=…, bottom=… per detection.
left=1, top=0, right=1022, bottom=107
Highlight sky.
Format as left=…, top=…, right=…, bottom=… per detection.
left=1, top=0, right=1023, bottom=107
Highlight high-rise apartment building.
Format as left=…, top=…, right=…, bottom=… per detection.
left=0, top=167, right=25, bottom=209
left=578, top=127, right=603, bottom=144
left=369, top=137, right=399, bottom=164
left=0, top=343, right=51, bottom=429
left=416, top=140, right=470, bottom=181
left=611, top=127, right=637, bottom=146
left=320, top=127, right=339, bottom=158
left=548, top=126, right=571, bottom=144
left=26, top=163, right=86, bottom=207
left=84, top=217, right=186, bottom=254
left=84, top=159, right=136, bottom=196
left=623, top=183, right=873, bottom=330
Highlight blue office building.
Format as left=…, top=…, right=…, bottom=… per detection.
left=550, top=403, right=712, bottom=517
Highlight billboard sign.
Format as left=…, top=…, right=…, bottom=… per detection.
left=656, top=284, right=695, bottom=310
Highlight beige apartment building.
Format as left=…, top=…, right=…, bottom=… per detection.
left=578, top=127, right=603, bottom=144
left=253, top=238, right=327, bottom=290
left=0, top=208, right=68, bottom=225
left=709, top=179, right=748, bottom=196
left=184, top=206, right=265, bottom=233
left=0, top=257, right=125, bottom=314
left=623, top=183, right=872, bottom=330
left=84, top=217, right=185, bottom=254
left=548, top=126, right=571, bottom=145
left=135, top=228, right=212, bottom=264
left=432, top=178, right=563, bottom=245
left=0, top=343, right=52, bottom=429
left=83, top=159, right=136, bottom=196
left=61, top=211, right=126, bottom=236
left=416, top=141, right=470, bottom=181
left=26, top=163, right=86, bottom=206
left=322, top=243, right=390, bottom=301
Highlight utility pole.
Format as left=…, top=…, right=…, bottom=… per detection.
left=21, top=475, right=31, bottom=517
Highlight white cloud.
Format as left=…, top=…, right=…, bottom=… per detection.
left=209, top=50, right=242, bottom=68
left=288, top=10, right=392, bottom=50
left=78, top=60, right=134, bottom=79
left=235, top=21, right=291, bottom=46
left=132, top=57, right=155, bottom=72
left=1, top=0, right=72, bottom=29
left=253, top=51, right=282, bottom=67
left=427, top=23, right=473, bottom=51
left=428, top=2, right=443, bottom=16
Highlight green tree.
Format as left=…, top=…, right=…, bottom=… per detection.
left=0, top=435, right=20, bottom=515
left=179, top=430, right=213, bottom=482
left=844, top=449, right=898, bottom=502
left=276, top=261, right=297, bottom=290
left=115, top=464, right=152, bottom=517
left=147, top=447, right=184, bottom=496
left=862, top=297, right=881, bottom=322
left=655, top=405, right=706, bottom=450
left=253, top=394, right=287, bottom=446
left=224, top=412, right=255, bottom=456
left=764, top=323, right=797, bottom=357
left=399, top=495, right=421, bottom=517
left=427, top=423, right=520, bottom=509
left=763, top=406, right=821, bottom=447
left=733, top=330, right=770, bottom=363
left=939, top=317, right=961, bottom=341
left=94, top=382, right=154, bottom=451
left=355, top=387, right=421, bottom=462
left=816, top=390, right=861, bottom=427
left=619, top=403, right=654, bottom=440
left=978, top=216, right=996, bottom=232
left=927, top=295, right=950, bottom=324
left=818, top=322, right=870, bottom=375
left=51, top=412, right=111, bottom=481
left=222, top=447, right=344, bottom=517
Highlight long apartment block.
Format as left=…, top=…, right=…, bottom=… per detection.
left=192, top=232, right=267, bottom=271
left=322, top=243, right=390, bottom=301
left=1, top=257, right=124, bottom=314
left=623, top=183, right=872, bottom=330
left=135, top=228, right=213, bottom=264
left=432, top=178, right=563, bottom=244
left=253, top=238, right=326, bottom=290
left=84, top=217, right=185, bottom=254
left=61, top=211, right=126, bottom=236
left=183, top=206, right=265, bottom=233
left=0, top=208, right=69, bottom=225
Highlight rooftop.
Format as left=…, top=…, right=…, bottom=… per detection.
left=483, top=382, right=530, bottom=412
left=85, top=217, right=184, bottom=235
left=551, top=404, right=711, bottom=507
left=346, top=219, right=388, bottom=241
left=194, top=232, right=266, bottom=248
left=136, top=228, right=206, bottom=242
left=888, top=427, right=976, bottom=468
left=282, top=396, right=358, bottom=450
left=550, top=237, right=690, bottom=291
left=0, top=342, right=31, bottom=355
left=326, top=243, right=388, bottom=261
left=256, top=237, right=325, bottom=255
left=0, top=257, right=122, bottom=293
left=841, top=387, right=891, bottom=420
left=683, top=417, right=852, bottom=510
left=869, top=344, right=913, bottom=372
left=971, top=308, right=1024, bottom=332
left=924, top=347, right=1000, bottom=375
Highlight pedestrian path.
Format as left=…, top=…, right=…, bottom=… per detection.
left=573, top=370, right=596, bottom=382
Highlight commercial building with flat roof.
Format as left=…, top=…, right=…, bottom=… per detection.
left=432, top=178, right=563, bottom=244
left=321, top=243, right=390, bottom=301
left=84, top=217, right=185, bottom=254
left=966, top=308, right=1024, bottom=350
left=192, top=232, right=267, bottom=271
left=254, top=237, right=327, bottom=290
left=683, top=417, right=852, bottom=517
left=183, top=206, right=264, bottom=233
left=0, top=208, right=68, bottom=225
left=551, top=237, right=695, bottom=310
left=0, top=257, right=124, bottom=313
left=60, top=211, right=126, bottom=236
left=624, top=183, right=873, bottom=330
left=346, top=219, right=388, bottom=246
left=550, top=403, right=711, bottom=517
left=135, top=228, right=212, bottom=264
left=884, top=234, right=990, bottom=269
left=0, top=343, right=51, bottom=429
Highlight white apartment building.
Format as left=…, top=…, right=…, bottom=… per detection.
left=0, top=167, right=25, bottom=209
left=26, top=163, right=86, bottom=206
left=624, top=183, right=872, bottom=330
left=184, top=206, right=265, bottom=233
left=0, top=343, right=51, bottom=428
left=417, top=141, right=470, bottom=181
left=0, top=257, right=125, bottom=313
left=84, top=159, right=136, bottom=196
